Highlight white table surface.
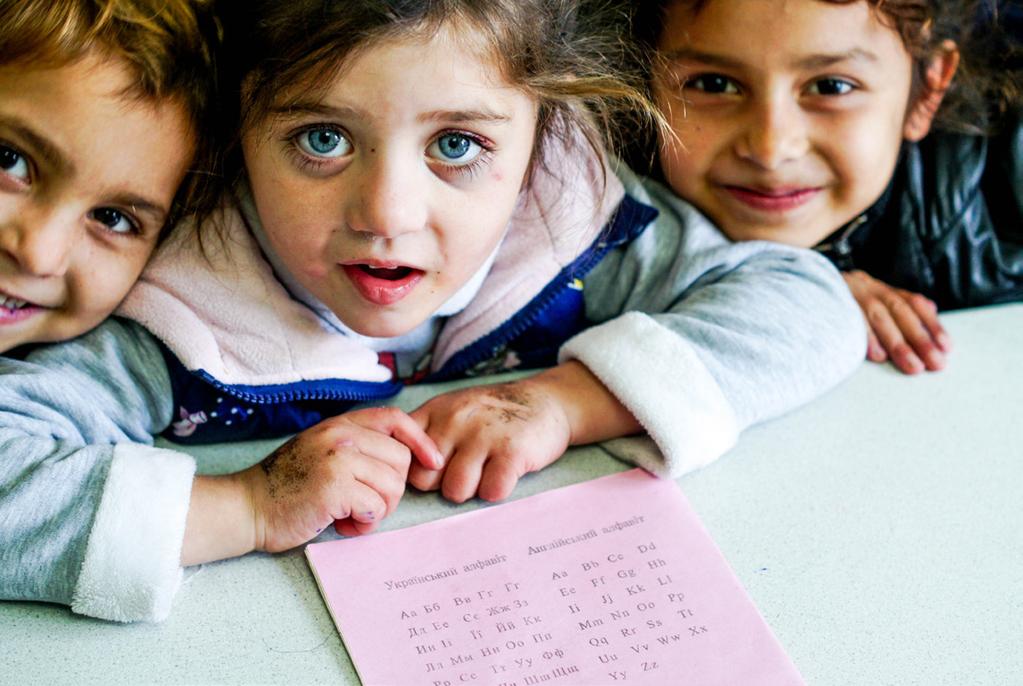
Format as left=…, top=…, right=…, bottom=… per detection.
left=4, top=304, right=1021, bottom=686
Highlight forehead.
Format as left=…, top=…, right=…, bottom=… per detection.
left=659, top=0, right=909, bottom=67
left=274, top=23, right=533, bottom=123
left=0, top=54, right=194, bottom=203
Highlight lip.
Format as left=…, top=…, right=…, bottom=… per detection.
left=0, top=288, right=44, bottom=325
left=0, top=302, right=43, bottom=325
left=721, top=185, right=822, bottom=212
left=341, top=261, right=425, bottom=306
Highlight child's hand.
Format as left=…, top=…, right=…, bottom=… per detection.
left=407, top=379, right=573, bottom=503
left=243, top=407, right=441, bottom=552
left=409, top=362, right=642, bottom=503
left=842, top=270, right=952, bottom=374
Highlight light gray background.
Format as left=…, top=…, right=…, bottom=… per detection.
left=4, top=304, right=1021, bottom=686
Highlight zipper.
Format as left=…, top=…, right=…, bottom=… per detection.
left=817, top=214, right=866, bottom=257
left=193, top=371, right=403, bottom=405
left=431, top=195, right=658, bottom=380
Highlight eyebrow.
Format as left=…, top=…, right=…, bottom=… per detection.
left=271, top=102, right=366, bottom=121
left=0, top=115, right=74, bottom=175
left=272, top=101, right=512, bottom=125
left=108, top=193, right=169, bottom=226
left=0, top=114, right=169, bottom=225
left=418, top=109, right=511, bottom=125
left=661, top=47, right=879, bottom=71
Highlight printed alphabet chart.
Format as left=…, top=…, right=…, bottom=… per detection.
left=306, top=469, right=804, bottom=685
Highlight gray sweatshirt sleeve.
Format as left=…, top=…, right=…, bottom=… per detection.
left=0, top=318, right=194, bottom=622
left=560, top=169, right=866, bottom=476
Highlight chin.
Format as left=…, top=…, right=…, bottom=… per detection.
left=344, top=315, right=424, bottom=340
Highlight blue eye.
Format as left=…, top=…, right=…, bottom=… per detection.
left=0, top=144, right=30, bottom=182
left=687, top=74, right=740, bottom=95
left=428, top=133, right=482, bottom=165
left=808, top=78, right=855, bottom=96
left=90, top=207, right=136, bottom=235
left=297, top=128, right=351, bottom=158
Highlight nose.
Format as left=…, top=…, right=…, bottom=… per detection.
left=734, top=94, right=809, bottom=171
left=346, top=151, right=428, bottom=240
left=0, top=204, right=77, bottom=277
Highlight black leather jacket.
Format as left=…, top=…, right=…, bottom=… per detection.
left=816, top=110, right=1023, bottom=311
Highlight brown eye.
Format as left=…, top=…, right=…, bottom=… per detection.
left=0, top=144, right=30, bottom=182
left=89, top=207, right=137, bottom=235
left=687, top=74, right=739, bottom=95
left=809, top=78, right=854, bottom=96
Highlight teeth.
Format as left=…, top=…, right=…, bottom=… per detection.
left=0, top=296, right=28, bottom=310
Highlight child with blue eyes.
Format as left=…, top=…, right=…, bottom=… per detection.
left=0, top=0, right=220, bottom=356
left=0, top=0, right=865, bottom=622
left=636, top=0, right=1023, bottom=375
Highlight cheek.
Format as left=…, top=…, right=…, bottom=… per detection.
left=823, top=119, right=902, bottom=202
left=659, top=131, right=709, bottom=198
left=74, top=251, right=150, bottom=316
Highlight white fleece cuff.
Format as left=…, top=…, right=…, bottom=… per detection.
left=71, top=444, right=195, bottom=623
left=559, top=312, right=739, bottom=477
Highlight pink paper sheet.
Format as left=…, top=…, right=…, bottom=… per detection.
left=306, top=469, right=804, bottom=686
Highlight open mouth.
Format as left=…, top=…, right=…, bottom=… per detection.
left=355, top=264, right=414, bottom=280
left=342, top=263, right=425, bottom=306
left=0, top=292, right=41, bottom=324
left=0, top=295, right=29, bottom=311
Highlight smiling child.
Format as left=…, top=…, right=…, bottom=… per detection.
left=0, top=0, right=219, bottom=355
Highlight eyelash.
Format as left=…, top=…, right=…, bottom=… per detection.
left=431, top=129, right=496, bottom=179
left=89, top=207, right=143, bottom=238
left=0, top=141, right=33, bottom=187
left=285, top=125, right=497, bottom=179
left=1, top=142, right=143, bottom=238
left=670, top=72, right=859, bottom=98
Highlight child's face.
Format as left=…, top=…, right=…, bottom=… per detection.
left=243, top=25, right=538, bottom=338
left=0, top=55, right=194, bottom=352
left=653, top=0, right=927, bottom=246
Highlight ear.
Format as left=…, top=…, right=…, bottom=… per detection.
left=903, top=40, right=960, bottom=141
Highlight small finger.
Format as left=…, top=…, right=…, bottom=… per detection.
left=335, top=518, right=378, bottom=537
left=865, top=327, right=888, bottom=363
left=362, top=407, right=444, bottom=470
left=904, top=292, right=952, bottom=353
left=410, top=400, right=459, bottom=460
left=338, top=484, right=386, bottom=527
left=441, top=447, right=487, bottom=504
left=886, top=296, right=945, bottom=371
left=350, top=457, right=407, bottom=517
left=477, top=454, right=522, bottom=503
left=866, top=301, right=924, bottom=374
left=408, top=462, right=445, bottom=492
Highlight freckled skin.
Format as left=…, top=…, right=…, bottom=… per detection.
left=230, top=408, right=438, bottom=556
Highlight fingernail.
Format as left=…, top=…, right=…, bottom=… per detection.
left=363, top=511, right=376, bottom=521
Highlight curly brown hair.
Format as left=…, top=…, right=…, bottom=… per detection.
left=0, top=0, right=223, bottom=233
left=634, top=0, right=1021, bottom=135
